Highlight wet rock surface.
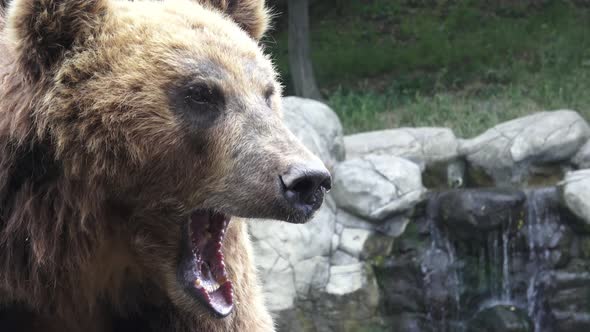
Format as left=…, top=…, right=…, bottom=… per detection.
left=468, top=305, right=533, bottom=332
left=537, top=259, right=590, bottom=331
left=435, top=189, right=526, bottom=238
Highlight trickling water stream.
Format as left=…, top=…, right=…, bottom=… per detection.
left=413, top=187, right=585, bottom=332
left=377, top=185, right=590, bottom=332
left=524, top=187, right=565, bottom=332
left=502, top=219, right=512, bottom=302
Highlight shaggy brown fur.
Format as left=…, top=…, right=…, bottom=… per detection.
left=0, top=0, right=323, bottom=331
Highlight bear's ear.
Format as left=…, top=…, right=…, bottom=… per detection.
left=6, top=0, right=109, bottom=81
left=200, top=0, right=269, bottom=40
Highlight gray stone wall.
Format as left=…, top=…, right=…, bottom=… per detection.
left=249, top=97, right=590, bottom=332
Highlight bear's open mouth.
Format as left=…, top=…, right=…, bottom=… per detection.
left=179, top=210, right=233, bottom=317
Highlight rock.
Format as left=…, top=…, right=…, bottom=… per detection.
left=252, top=253, right=296, bottom=311
left=249, top=198, right=337, bottom=311
left=326, top=263, right=368, bottom=296
left=385, top=313, right=434, bottom=332
left=538, top=260, right=590, bottom=331
left=331, top=234, right=339, bottom=252
left=332, top=155, right=426, bottom=221
left=561, top=170, right=590, bottom=227
left=321, top=263, right=380, bottom=320
left=344, top=127, right=459, bottom=165
left=553, top=311, right=590, bottom=332
left=421, top=157, right=468, bottom=190
left=420, top=247, right=460, bottom=318
left=376, top=214, right=413, bottom=238
left=294, top=256, right=330, bottom=298
left=576, top=236, right=590, bottom=259
left=376, top=257, right=426, bottom=315
left=282, top=97, right=345, bottom=169
left=277, top=263, right=381, bottom=332
left=336, top=209, right=412, bottom=238
left=338, top=228, right=394, bottom=261
left=468, top=305, right=533, bottom=332
left=435, top=188, right=526, bottom=237
left=330, top=250, right=359, bottom=266
left=447, top=159, right=467, bottom=188
left=361, top=233, right=394, bottom=260
left=460, top=110, right=590, bottom=184
left=394, top=221, right=428, bottom=254
left=335, top=209, right=376, bottom=231
left=521, top=187, right=574, bottom=270
left=572, top=140, right=590, bottom=169
left=339, top=228, right=372, bottom=258
left=335, top=222, right=344, bottom=235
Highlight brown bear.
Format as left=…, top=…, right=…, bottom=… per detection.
left=0, top=0, right=331, bottom=331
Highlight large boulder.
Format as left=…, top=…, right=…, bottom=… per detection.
left=459, top=110, right=590, bottom=184
left=434, top=188, right=526, bottom=238
left=344, top=127, right=459, bottom=166
left=249, top=198, right=337, bottom=311
left=560, top=170, right=590, bottom=228
left=332, top=155, right=426, bottom=221
left=282, top=97, right=345, bottom=169
left=572, top=140, right=590, bottom=169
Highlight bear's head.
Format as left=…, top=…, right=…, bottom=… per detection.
left=1, top=0, right=330, bottom=320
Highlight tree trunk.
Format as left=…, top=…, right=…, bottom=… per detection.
left=288, top=0, right=322, bottom=100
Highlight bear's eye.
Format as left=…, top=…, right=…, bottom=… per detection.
left=264, top=85, right=275, bottom=107
left=185, top=84, right=222, bottom=107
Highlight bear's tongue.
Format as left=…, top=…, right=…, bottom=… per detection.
left=188, top=210, right=233, bottom=317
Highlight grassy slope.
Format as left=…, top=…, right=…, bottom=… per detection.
left=265, top=1, right=590, bottom=137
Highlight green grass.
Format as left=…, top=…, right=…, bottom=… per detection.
left=328, top=70, right=590, bottom=137
left=265, top=1, right=590, bottom=137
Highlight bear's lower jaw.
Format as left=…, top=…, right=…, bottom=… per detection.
left=178, top=210, right=233, bottom=317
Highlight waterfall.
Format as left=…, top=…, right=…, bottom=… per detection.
left=487, top=230, right=498, bottom=297
left=421, top=196, right=462, bottom=331
left=524, top=187, right=560, bottom=332
left=415, top=187, right=571, bottom=331
left=445, top=236, right=462, bottom=315
left=502, top=216, right=512, bottom=301
left=484, top=226, right=512, bottom=303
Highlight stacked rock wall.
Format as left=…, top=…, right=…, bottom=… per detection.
left=249, top=97, right=590, bottom=332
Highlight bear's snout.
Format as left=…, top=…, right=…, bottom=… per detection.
left=280, top=159, right=332, bottom=219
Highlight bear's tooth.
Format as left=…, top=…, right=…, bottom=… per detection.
left=194, top=278, right=202, bottom=288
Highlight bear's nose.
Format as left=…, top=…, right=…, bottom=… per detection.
left=280, top=161, right=332, bottom=214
